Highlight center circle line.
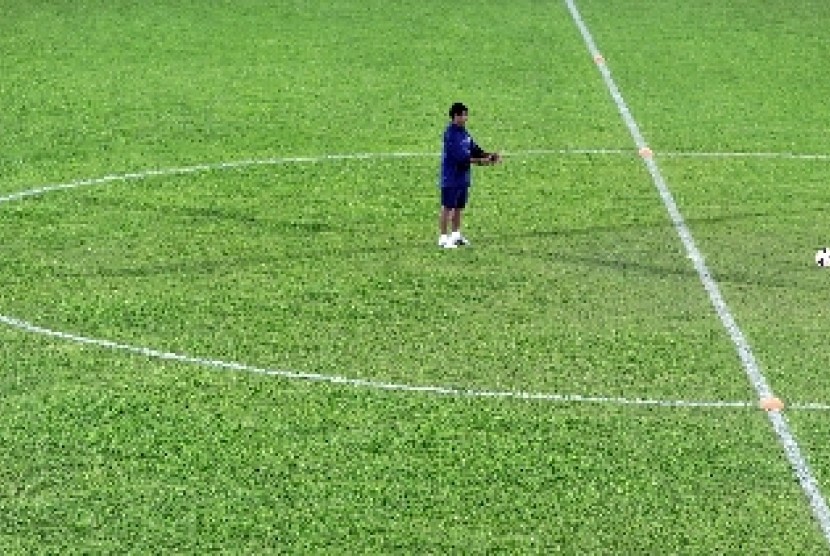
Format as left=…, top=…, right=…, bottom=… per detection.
left=1, top=147, right=828, bottom=410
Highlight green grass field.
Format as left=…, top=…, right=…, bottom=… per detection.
left=3, top=0, right=830, bottom=552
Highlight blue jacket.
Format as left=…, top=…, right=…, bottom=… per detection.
left=440, top=123, right=482, bottom=188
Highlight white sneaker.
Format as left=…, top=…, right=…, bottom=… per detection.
left=439, top=236, right=457, bottom=249
left=452, top=234, right=470, bottom=246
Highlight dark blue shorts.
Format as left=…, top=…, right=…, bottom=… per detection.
left=441, top=186, right=469, bottom=209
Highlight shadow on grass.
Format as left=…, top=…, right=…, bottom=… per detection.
left=40, top=207, right=803, bottom=289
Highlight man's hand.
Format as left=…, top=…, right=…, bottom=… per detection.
left=472, top=152, right=502, bottom=165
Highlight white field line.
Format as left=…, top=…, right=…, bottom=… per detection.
left=1, top=151, right=830, bottom=414
left=659, top=151, right=830, bottom=161
left=0, top=314, right=786, bottom=410
left=517, top=148, right=830, bottom=161
left=564, top=0, right=830, bottom=542
left=0, top=152, right=434, bottom=204
left=3, top=147, right=829, bottom=204
left=2, top=148, right=830, bottom=413
left=2, top=312, right=829, bottom=411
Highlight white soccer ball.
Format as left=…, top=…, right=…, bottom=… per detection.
left=816, top=248, right=830, bottom=267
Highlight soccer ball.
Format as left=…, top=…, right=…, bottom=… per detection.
left=816, top=248, right=830, bottom=267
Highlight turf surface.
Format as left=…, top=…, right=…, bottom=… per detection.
left=2, top=0, right=830, bottom=552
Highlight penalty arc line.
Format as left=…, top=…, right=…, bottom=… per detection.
left=564, top=0, right=830, bottom=543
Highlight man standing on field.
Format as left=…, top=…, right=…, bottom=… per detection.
left=438, top=102, right=501, bottom=249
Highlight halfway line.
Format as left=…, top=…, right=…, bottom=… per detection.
left=565, top=0, right=830, bottom=543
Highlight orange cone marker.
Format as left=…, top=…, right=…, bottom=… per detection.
left=639, top=147, right=653, bottom=158
left=760, top=397, right=785, bottom=411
